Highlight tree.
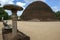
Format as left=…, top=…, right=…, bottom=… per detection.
left=55, top=11, right=60, bottom=19
left=0, top=7, right=9, bottom=21
left=8, top=15, right=12, bottom=19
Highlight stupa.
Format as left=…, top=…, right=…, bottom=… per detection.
left=20, top=1, right=56, bottom=21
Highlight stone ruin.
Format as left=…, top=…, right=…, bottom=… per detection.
left=2, top=4, right=30, bottom=40
left=20, top=1, right=57, bottom=21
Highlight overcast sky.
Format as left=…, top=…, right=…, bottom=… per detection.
left=0, top=0, right=60, bottom=16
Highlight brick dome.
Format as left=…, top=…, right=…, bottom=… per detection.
left=20, top=1, right=56, bottom=21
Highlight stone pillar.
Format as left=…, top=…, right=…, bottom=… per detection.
left=12, top=10, right=17, bottom=37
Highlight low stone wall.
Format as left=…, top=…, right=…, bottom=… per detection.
left=2, top=28, right=30, bottom=40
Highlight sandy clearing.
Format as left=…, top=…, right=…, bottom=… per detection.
left=0, top=20, right=60, bottom=40
left=17, top=21, right=60, bottom=40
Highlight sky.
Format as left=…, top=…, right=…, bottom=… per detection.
left=0, top=0, right=60, bottom=16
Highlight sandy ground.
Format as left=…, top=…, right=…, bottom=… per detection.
left=0, top=20, right=60, bottom=40
left=0, top=22, right=3, bottom=40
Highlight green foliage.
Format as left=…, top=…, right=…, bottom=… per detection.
left=55, top=11, right=60, bottom=19
left=8, top=15, right=12, bottom=19
left=0, top=7, right=9, bottom=21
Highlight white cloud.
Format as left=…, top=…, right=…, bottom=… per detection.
left=24, top=0, right=46, bottom=3
left=16, top=2, right=26, bottom=7
left=16, top=2, right=26, bottom=16
left=51, top=6, right=60, bottom=12
left=7, top=1, right=14, bottom=4
left=0, top=0, right=9, bottom=2
left=5, top=10, right=12, bottom=15
left=0, top=0, right=14, bottom=2
left=0, top=0, right=14, bottom=7
left=17, top=11, right=23, bottom=16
